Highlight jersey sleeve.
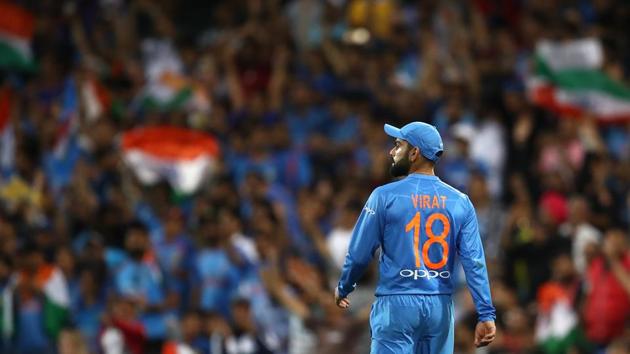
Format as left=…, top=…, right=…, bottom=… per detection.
left=337, top=188, right=383, bottom=298
left=456, top=196, right=496, bottom=322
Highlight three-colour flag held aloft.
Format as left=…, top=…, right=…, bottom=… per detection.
left=121, top=126, right=220, bottom=194
left=0, top=1, right=35, bottom=71
left=527, top=38, right=630, bottom=123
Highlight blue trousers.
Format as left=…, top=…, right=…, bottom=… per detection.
left=370, top=294, right=454, bottom=354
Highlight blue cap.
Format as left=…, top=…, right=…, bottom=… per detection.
left=384, top=122, right=444, bottom=162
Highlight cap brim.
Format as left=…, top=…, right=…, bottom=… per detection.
left=384, top=124, right=404, bottom=140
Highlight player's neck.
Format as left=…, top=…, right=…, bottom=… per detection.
left=408, top=165, right=435, bottom=176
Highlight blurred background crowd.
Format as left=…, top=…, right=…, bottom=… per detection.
left=0, top=0, right=629, bottom=353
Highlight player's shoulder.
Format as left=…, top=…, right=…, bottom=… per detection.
left=435, top=179, right=469, bottom=201
left=434, top=179, right=474, bottom=216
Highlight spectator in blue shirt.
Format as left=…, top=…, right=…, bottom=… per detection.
left=191, top=217, right=240, bottom=317
left=115, top=221, right=175, bottom=342
left=70, top=264, right=107, bottom=353
left=152, top=207, right=195, bottom=312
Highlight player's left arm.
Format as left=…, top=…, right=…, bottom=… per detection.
left=456, top=196, right=496, bottom=323
left=336, top=188, right=383, bottom=307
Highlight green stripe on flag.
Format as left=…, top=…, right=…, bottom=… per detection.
left=539, top=326, right=596, bottom=354
left=535, top=56, right=630, bottom=101
left=142, top=87, right=193, bottom=112
left=44, top=297, right=69, bottom=340
left=0, top=42, right=36, bottom=72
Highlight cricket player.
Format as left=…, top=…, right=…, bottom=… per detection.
left=335, top=122, right=496, bottom=354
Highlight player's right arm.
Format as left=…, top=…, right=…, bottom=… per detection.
left=336, top=188, right=383, bottom=303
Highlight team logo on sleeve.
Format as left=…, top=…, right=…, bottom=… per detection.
left=400, top=269, right=451, bottom=279
left=363, top=206, right=376, bottom=215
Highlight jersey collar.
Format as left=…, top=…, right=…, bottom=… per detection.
left=405, top=173, right=439, bottom=181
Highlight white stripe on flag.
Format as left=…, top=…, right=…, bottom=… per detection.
left=124, top=149, right=214, bottom=194
left=554, top=89, right=630, bottom=117
left=44, top=268, right=70, bottom=307
left=0, top=31, right=31, bottom=60
left=537, top=38, right=602, bottom=70
left=529, top=77, right=630, bottom=119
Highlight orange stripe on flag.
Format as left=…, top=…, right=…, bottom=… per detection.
left=531, top=85, right=583, bottom=118
left=0, top=1, right=34, bottom=39
left=18, top=264, right=55, bottom=289
left=35, top=265, right=56, bottom=288
left=122, top=126, right=220, bottom=161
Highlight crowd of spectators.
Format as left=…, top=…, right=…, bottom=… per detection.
left=0, top=0, right=629, bottom=353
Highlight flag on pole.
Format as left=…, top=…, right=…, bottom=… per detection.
left=121, top=126, right=220, bottom=194
left=0, top=1, right=35, bottom=71
left=527, top=38, right=630, bottom=123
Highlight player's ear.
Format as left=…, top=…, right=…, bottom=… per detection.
left=409, top=146, right=419, bottom=162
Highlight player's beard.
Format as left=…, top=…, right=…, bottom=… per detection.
left=390, top=154, right=411, bottom=177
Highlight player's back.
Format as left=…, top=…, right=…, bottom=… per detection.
left=374, top=173, right=472, bottom=296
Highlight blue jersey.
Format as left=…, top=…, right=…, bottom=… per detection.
left=338, top=173, right=496, bottom=322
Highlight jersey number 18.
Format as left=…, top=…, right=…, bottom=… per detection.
left=405, top=212, right=450, bottom=269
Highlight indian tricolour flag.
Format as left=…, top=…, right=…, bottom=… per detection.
left=2, top=266, right=70, bottom=340
left=535, top=283, right=579, bottom=354
left=0, top=1, right=35, bottom=71
left=121, top=126, right=220, bottom=194
left=38, top=266, right=71, bottom=340
left=528, top=38, right=630, bottom=123
left=139, top=39, right=210, bottom=112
